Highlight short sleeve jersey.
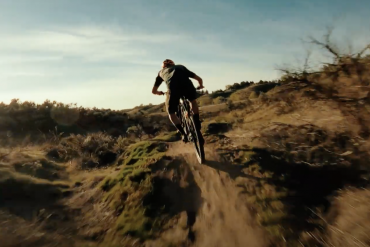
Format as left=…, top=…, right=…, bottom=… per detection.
left=154, top=64, right=196, bottom=89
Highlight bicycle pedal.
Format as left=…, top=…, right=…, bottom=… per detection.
left=182, top=137, right=189, bottom=143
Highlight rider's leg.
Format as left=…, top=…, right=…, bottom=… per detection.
left=190, top=100, right=201, bottom=129
left=190, top=99, right=199, bottom=114
left=169, top=113, right=183, bottom=132
left=169, top=113, right=187, bottom=141
left=166, top=93, right=187, bottom=141
left=184, top=82, right=201, bottom=127
left=190, top=99, right=204, bottom=144
left=184, top=82, right=203, bottom=133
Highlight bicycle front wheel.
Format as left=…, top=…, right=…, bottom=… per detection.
left=188, top=116, right=205, bottom=164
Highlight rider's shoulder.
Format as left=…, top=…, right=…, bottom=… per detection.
left=175, top=64, right=187, bottom=69
left=159, top=64, right=185, bottom=73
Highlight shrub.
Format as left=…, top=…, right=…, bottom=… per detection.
left=213, top=96, right=227, bottom=104
left=249, top=91, right=259, bottom=99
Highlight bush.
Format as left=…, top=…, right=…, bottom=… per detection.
left=213, top=96, right=227, bottom=104
left=197, top=95, right=213, bottom=106
left=51, top=132, right=121, bottom=168
left=249, top=91, right=259, bottom=99
left=0, top=168, right=68, bottom=202
left=203, top=122, right=232, bottom=135
left=258, top=92, right=269, bottom=103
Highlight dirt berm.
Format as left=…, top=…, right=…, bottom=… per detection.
left=145, top=142, right=269, bottom=247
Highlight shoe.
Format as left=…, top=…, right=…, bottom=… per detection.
left=176, top=130, right=188, bottom=143
left=182, top=134, right=189, bottom=143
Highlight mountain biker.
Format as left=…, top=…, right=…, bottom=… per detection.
left=152, top=59, right=204, bottom=144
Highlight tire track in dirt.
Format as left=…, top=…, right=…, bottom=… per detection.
left=167, top=142, right=268, bottom=247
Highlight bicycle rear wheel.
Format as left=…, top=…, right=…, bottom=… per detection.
left=189, top=115, right=205, bottom=164
left=180, top=100, right=205, bottom=164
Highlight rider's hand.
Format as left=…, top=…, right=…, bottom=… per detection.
left=157, top=91, right=165, bottom=95
left=197, top=85, right=204, bottom=90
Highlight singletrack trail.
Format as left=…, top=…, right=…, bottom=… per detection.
left=166, top=142, right=268, bottom=247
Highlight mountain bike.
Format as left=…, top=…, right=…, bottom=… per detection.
left=161, top=91, right=206, bottom=164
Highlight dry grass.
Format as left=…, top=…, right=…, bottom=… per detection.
left=0, top=31, right=369, bottom=247
left=0, top=136, right=180, bottom=246
left=194, top=51, right=370, bottom=246
left=325, top=189, right=370, bottom=247
left=152, top=131, right=180, bottom=142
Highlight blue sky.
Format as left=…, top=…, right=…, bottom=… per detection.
left=0, top=0, right=369, bottom=109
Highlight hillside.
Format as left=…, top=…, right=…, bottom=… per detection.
left=1, top=44, right=370, bottom=246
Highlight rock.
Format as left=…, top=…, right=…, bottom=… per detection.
left=97, top=151, right=117, bottom=165
left=83, top=160, right=99, bottom=169
left=46, top=149, right=60, bottom=160
left=204, top=122, right=232, bottom=134
left=107, top=128, right=124, bottom=137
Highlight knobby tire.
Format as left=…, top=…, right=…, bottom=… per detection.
left=178, top=100, right=205, bottom=164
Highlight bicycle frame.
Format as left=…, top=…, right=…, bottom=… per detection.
left=178, top=96, right=205, bottom=163
left=160, top=91, right=205, bottom=164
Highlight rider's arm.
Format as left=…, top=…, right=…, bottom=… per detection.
left=152, top=73, right=164, bottom=95
left=181, top=65, right=204, bottom=88
left=152, top=86, right=163, bottom=95
left=191, top=75, right=203, bottom=88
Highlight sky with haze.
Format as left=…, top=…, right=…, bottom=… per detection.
left=1, top=0, right=369, bottom=109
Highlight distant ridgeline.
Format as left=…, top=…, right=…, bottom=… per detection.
left=0, top=80, right=280, bottom=139
left=0, top=99, right=170, bottom=138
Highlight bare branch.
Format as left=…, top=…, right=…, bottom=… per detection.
left=324, top=25, right=335, bottom=45
left=345, top=37, right=354, bottom=56
left=308, top=36, right=340, bottom=59
left=357, top=44, right=370, bottom=58
left=303, top=49, right=312, bottom=73
left=307, top=26, right=340, bottom=60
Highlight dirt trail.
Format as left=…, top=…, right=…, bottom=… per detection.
left=166, top=142, right=268, bottom=247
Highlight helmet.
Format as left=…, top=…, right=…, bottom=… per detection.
left=162, top=59, right=175, bottom=68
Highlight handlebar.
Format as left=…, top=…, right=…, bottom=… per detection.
left=158, top=86, right=205, bottom=96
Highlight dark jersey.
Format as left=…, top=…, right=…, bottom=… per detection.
left=154, top=64, right=196, bottom=89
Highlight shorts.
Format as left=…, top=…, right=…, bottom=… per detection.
left=166, top=81, right=197, bottom=114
